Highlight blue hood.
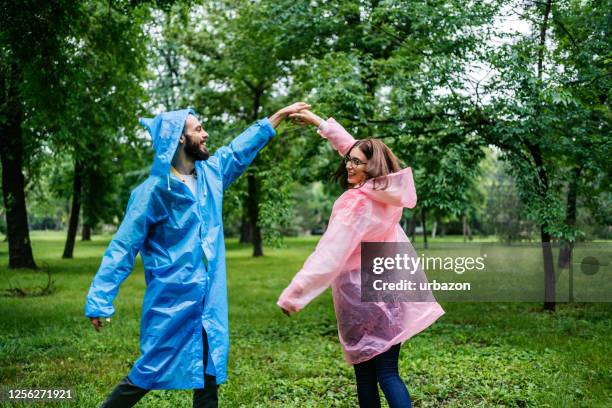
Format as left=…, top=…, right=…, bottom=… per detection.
left=139, top=108, right=197, bottom=176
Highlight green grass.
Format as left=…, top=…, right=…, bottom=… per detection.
left=0, top=232, right=611, bottom=407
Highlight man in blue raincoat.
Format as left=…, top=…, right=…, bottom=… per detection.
left=85, top=102, right=310, bottom=407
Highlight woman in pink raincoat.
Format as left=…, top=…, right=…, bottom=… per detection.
left=278, top=110, right=445, bottom=408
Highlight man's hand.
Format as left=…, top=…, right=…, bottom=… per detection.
left=288, top=110, right=324, bottom=127
left=90, top=317, right=110, bottom=332
left=268, top=102, right=311, bottom=128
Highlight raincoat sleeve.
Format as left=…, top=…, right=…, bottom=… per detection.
left=213, top=118, right=276, bottom=190
left=318, top=117, right=357, bottom=156
left=84, top=184, right=159, bottom=318
left=277, top=193, right=374, bottom=312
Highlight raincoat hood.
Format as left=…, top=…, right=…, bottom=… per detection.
left=358, top=167, right=417, bottom=209
left=139, top=108, right=197, bottom=176
left=316, top=117, right=417, bottom=209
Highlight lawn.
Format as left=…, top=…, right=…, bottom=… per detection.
left=0, top=231, right=611, bottom=407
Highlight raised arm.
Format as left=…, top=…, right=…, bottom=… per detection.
left=212, top=118, right=277, bottom=190
left=289, top=110, right=357, bottom=155
left=214, top=102, right=311, bottom=190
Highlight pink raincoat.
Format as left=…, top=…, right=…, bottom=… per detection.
left=277, top=118, right=445, bottom=365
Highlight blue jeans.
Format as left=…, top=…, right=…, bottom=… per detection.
left=353, top=343, right=412, bottom=408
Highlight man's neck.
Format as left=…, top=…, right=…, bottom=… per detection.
left=171, top=152, right=195, bottom=175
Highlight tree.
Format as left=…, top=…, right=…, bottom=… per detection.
left=463, top=0, right=610, bottom=310
left=546, top=0, right=611, bottom=267
left=160, top=0, right=322, bottom=256
left=56, top=1, right=150, bottom=258
left=0, top=0, right=82, bottom=268
left=288, top=0, right=500, bottom=249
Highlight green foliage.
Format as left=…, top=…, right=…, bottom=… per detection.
left=146, top=1, right=332, bottom=246
left=3, top=0, right=610, bottom=257
left=55, top=1, right=151, bottom=229
left=0, top=0, right=82, bottom=177
left=478, top=0, right=611, bottom=241
left=287, top=0, right=501, bottom=220
left=480, top=151, right=537, bottom=242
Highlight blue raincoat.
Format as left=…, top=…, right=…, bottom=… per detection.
left=85, top=109, right=276, bottom=389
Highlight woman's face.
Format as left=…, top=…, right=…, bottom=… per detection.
left=346, top=147, right=368, bottom=186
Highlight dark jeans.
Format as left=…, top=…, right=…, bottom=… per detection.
left=353, top=343, right=412, bottom=408
left=99, top=331, right=218, bottom=408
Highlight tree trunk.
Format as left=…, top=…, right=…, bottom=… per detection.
left=431, top=219, right=437, bottom=239
left=408, top=215, right=416, bottom=242
left=558, top=166, right=581, bottom=268
left=247, top=172, right=263, bottom=257
left=421, top=208, right=428, bottom=249
left=0, top=67, right=37, bottom=269
left=536, top=0, right=555, bottom=311
left=82, top=222, right=91, bottom=241
left=243, top=85, right=264, bottom=256
left=541, top=227, right=556, bottom=311
left=462, top=216, right=472, bottom=241
left=239, top=212, right=253, bottom=243
left=536, top=0, right=553, bottom=83
left=531, top=148, right=556, bottom=311
left=62, top=160, right=83, bottom=259
left=527, top=141, right=556, bottom=311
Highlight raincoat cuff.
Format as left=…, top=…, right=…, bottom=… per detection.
left=257, top=117, right=277, bottom=139
left=276, top=298, right=301, bottom=313
left=84, top=306, right=114, bottom=319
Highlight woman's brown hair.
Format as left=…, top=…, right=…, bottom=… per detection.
left=333, top=138, right=403, bottom=190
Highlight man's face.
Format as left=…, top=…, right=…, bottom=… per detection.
left=181, top=114, right=210, bottom=161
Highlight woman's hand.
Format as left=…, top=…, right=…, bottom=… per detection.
left=268, top=102, right=311, bottom=128
left=278, top=296, right=301, bottom=316
left=279, top=306, right=293, bottom=317
left=278, top=283, right=304, bottom=316
left=288, top=110, right=324, bottom=127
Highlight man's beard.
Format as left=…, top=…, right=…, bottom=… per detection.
left=184, top=137, right=210, bottom=161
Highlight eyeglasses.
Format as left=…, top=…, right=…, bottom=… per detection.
left=343, top=154, right=368, bottom=167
